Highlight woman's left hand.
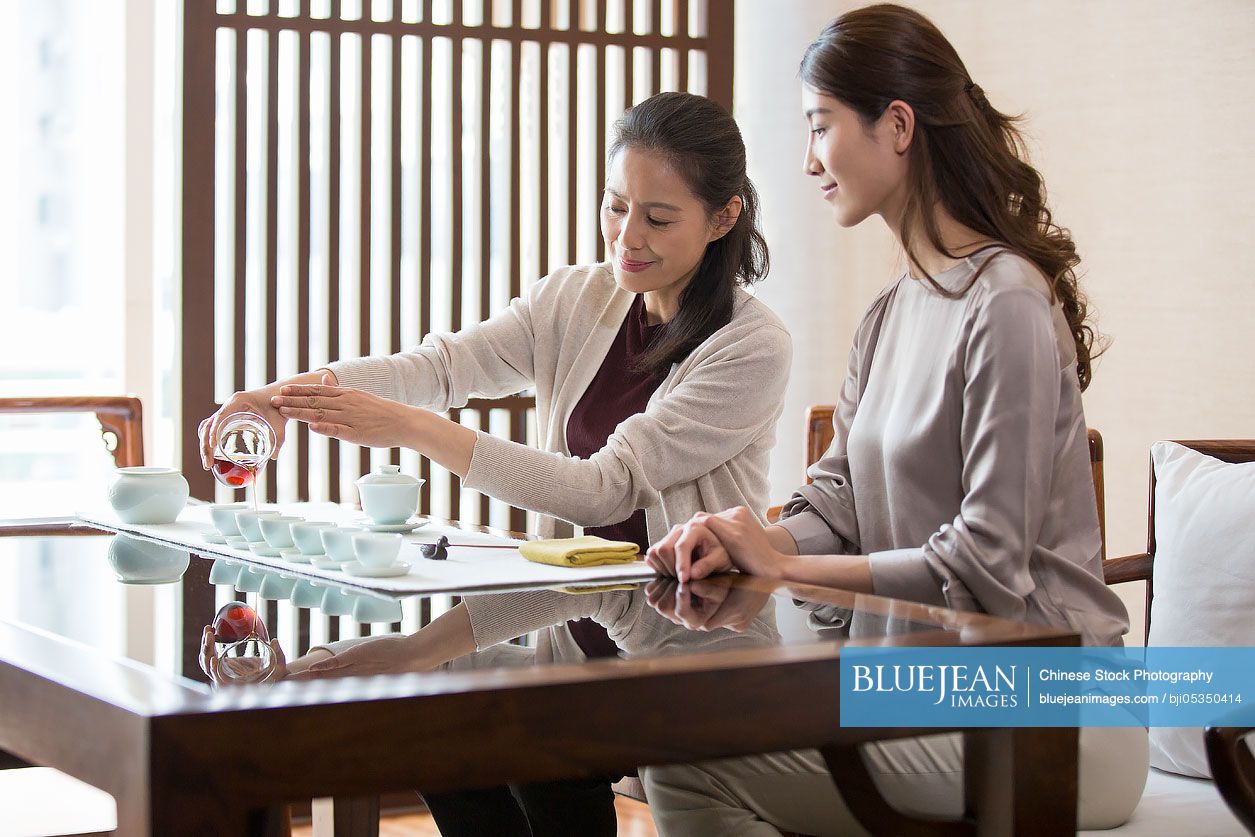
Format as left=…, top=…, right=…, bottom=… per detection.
left=693, top=506, right=787, bottom=580
left=285, top=635, right=427, bottom=681
left=271, top=374, right=420, bottom=448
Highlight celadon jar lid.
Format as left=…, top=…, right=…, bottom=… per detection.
left=117, top=466, right=183, bottom=476
left=355, top=464, right=421, bottom=487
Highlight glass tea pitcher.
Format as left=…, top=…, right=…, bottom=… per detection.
left=211, top=412, right=276, bottom=509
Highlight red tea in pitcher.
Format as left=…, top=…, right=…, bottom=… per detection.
left=211, top=456, right=259, bottom=488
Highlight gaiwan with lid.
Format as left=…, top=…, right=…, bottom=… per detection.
left=356, top=464, right=424, bottom=524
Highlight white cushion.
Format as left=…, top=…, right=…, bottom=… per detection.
left=0, top=767, right=116, bottom=836
left=1145, top=441, right=1255, bottom=778
left=1078, top=767, right=1245, bottom=835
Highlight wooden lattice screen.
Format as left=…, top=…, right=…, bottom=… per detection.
left=180, top=0, right=734, bottom=535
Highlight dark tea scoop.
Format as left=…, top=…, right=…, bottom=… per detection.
left=419, top=535, right=449, bottom=560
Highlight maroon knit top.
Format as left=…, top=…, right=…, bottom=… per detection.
left=565, top=293, right=665, bottom=553
left=563, top=294, right=664, bottom=658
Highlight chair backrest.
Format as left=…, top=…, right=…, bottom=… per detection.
left=1114, top=440, right=1255, bottom=641
left=0, top=396, right=144, bottom=468
left=793, top=405, right=1106, bottom=558
left=0, top=396, right=144, bottom=537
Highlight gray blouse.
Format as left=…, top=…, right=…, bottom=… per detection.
left=777, top=250, right=1129, bottom=647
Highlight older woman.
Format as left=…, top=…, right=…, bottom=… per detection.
left=200, top=91, right=791, bottom=836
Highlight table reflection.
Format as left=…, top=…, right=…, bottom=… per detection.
left=1, top=533, right=950, bottom=697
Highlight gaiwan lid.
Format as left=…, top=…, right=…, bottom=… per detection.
left=356, top=464, right=421, bottom=487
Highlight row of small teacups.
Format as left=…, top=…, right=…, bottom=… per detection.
left=208, top=558, right=404, bottom=623
left=207, top=503, right=406, bottom=576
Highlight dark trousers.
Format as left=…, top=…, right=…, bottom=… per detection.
left=422, top=776, right=617, bottom=837
left=423, top=620, right=621, bottom=836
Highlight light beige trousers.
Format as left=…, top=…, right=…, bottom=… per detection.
left=640, top=727, right=1149, bottom=836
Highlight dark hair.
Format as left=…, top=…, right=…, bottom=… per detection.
left=800, top=4, right=1101, bottom=389
left=609, top=91, right=769, bottom=378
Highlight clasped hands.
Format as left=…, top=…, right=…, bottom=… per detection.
left=645, top=506, right=786, bottom=583
left=644, top=577, right=771, bottom=633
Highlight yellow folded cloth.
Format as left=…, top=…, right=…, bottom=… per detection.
left=519, top=536, right=640, bottom=567
left=547, top=583, right=640, bottom=595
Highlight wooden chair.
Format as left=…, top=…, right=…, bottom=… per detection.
left=1098, top=440, right=1255, bottom=638
left=0, top=396, right=143, bottom=537
left=1206, top=706, right=1255, bottom=835
left=774, top=416, right=1255, bottom=829
left=0, top=397, right=145, bottom=835
left=767, top=405, right=1107, bottom=560
left=1099, top=440, right=1255, bottom=832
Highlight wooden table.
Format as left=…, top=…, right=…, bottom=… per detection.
left=0, top=532, right=1081, bottom=836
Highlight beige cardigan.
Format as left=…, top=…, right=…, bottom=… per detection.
left=329, top=262, right=792, bottom=544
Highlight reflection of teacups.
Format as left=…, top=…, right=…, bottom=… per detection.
left=320, top=586, right=355, bottom=616
left=291, top=579, right=324, bottom=608
left=259, top=515, right=303, bottom=549
left=356, top=465, right=424, bottom=525
left=209, top=558, right=241, bottom=585
left=351, top=594, right=403, bottom=624
left=258, top=572, right=297, bottom=600
left=235, top=566, right=266, bottom=593
left=235, top=510, right=280, bottom=543
left=321, top=527, right=365, bottom=563
left=353, top=532, right=403, bottom=568
left=208, top=503, right=248, bottom=536
left=107, top=534, right=191, bottom=584
left=291, top=521, right=334, bottom=555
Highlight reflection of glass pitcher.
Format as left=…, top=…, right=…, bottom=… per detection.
left=211, top=412, right=276, bottom=497
left=211, top=601, right=279, bottom=683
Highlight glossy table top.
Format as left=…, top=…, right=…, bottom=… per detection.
left=0, top=531, right=1070, bottom=716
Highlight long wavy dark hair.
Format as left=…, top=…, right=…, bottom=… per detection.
left=801, top=4, right=1101, bottom=389
left=609, top=92, right=769, bottom=378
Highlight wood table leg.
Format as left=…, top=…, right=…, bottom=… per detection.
left=311, top=795, right=380, bottom=837
left=137, top=771, right=287, bottom=837
left=964, top=727, right=1078, bottom=836
left=820, top=742, right=972, bottom=836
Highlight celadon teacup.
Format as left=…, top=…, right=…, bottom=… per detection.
left=259, top=515, right=303, bottom=549
left=321, top=526, right=366, bottom=563
left=352, top=532, right=403, bottom=569
left=208, top=503, right=248, bottom=536
left=235, top=510, right=280, bottom=543
left=291, top=521, right=334, bottom=556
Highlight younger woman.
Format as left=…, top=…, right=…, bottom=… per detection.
left=643, top=6, right=1148, bottom=834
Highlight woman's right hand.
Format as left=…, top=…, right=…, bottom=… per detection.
left=197, top=384, right=287, bottom=469
left=646, top=519, right=734, bottom=582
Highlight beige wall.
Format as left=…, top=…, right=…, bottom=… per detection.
left=737, top=0, right=1255, bottom=643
